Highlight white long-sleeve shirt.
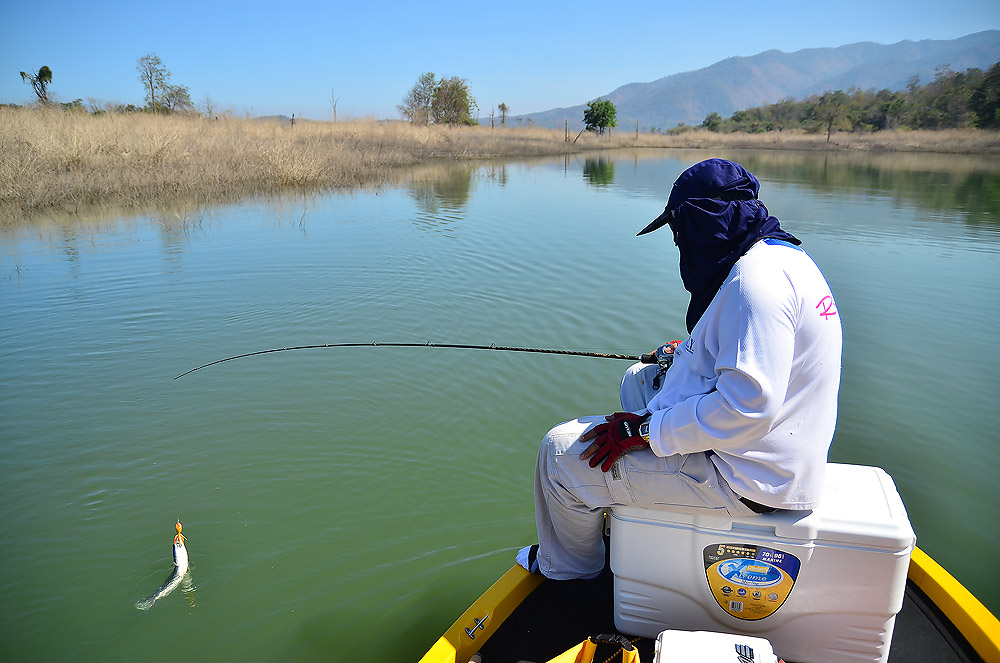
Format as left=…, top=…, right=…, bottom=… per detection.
left=646, top=239, right=842, bottom=509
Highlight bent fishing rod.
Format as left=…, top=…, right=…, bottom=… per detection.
left=173, top=341, right=665, bottom=380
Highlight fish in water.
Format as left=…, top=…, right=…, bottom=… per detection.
left=135, top=521, right=190, bottom=610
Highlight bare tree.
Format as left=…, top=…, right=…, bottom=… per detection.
left=399, top=72, right=436, bottom=125
left=86, top=97, right=111, bottom=114
left=136, top=53, right=169, bottom=111
left=20, top=66, right=53, bottom=105
left=200, top=95, right=216, bottom=118
left=330, top=88, right=339, bottom=123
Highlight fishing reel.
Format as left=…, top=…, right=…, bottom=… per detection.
left=640, top=342, right=680, bottom=370
left=640, top=341, right=682, bottom=390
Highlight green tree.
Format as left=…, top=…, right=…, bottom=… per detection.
left=806, top=90, right=850, bottom=142
left=136, top=52, right=169, bottom=111
left=498, top=102, right=509, bottom=125
left=970, top=62, right=1000, bottom=129
left=399, top=72, right=437, bottom=125
left=884, top=94, right=909, bottom=129
left=920, top=66, right=978, bottom=129
left=665, top=61, right=1000, bottom=134
left=20, top=66, right=53, bottom=105
left=729, top=107, right=769, bottom=133
left=162, top=83, right=193, bottom=113
left=432, top=76, right=478, bottom=125
left=768, top=99, right=798, bottom=132
left=583, top=98, right=617, bottom=135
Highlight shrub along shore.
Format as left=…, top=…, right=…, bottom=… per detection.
left=3, top=107, right=1000, bottom=224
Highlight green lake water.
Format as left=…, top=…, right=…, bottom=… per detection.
left=1, top=148, right=998, bottom=661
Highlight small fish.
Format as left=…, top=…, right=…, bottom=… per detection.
left=135, top=521, right=189, bottom=610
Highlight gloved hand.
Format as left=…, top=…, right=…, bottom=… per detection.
left=640, top=340, right=685, bottom=369
left=640, top=340, right=685, bottom=390
left=579, top=412, right=651, bottom=472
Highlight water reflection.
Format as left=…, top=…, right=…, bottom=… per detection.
left=59, top=226, right=82, bottom=279
left=155, top=212, right=205, bottom=276
left=4, top=149, right=998, bottom=273
left=406, top=166, right=474, bottom=233
left=583, top=156, right=615, bottom=187
left=584, top=149, right=1000, bottom=230
left=480, top=163, right=509, bottom=186
left=722, top=151, right=1000, bottom=230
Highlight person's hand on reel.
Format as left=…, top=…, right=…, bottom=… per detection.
left=640, top=340, right=685, bottom=369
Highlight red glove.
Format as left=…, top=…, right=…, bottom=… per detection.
left=583, top=412, right=651, bottom=472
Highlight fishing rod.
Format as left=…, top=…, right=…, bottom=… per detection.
left=173, top=341, right=663, bottom=380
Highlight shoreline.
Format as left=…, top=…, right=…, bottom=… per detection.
left=646, top=128, right=1000, bottom=154
left=3, top=107, right=999, bottom=225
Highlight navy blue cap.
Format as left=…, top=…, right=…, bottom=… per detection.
left=637, top=159, right=760, bottom=236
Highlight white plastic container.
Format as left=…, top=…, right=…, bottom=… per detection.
left=610, top=463, right=915, bottom=663
left=653, top=630, right=779, bottom=663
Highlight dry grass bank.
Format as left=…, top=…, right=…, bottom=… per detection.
left=641, top=128, right=1000, bottom=154
left=3, top=107, right=999, bottom=225
left=0, top=108, right=586, bottom=223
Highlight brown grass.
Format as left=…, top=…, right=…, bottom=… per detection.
left=3, top=106, right=999, bottom=225
left=639, top=127, right=1000, bottom=154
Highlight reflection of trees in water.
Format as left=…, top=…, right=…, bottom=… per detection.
left=59, top=225, right=81, bottom=280
left=481, top=164, right=508, bottom=186
left=583, top=156, right=615, bottom=187
left=154, top=212, right=205, bottom=276
left=406, top=167, right=474, bottom=232
left=732, top=151, right=1000, bottom=229
left=603, top=147, right=1000, bottom=230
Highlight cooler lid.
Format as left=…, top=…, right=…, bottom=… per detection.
left=612, top=463, right=916, bottom=551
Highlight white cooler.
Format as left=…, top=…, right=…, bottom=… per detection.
left=609, top=463, right=915, bottom=663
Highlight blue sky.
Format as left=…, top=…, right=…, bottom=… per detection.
left=2, top=0, right=998, bottom=120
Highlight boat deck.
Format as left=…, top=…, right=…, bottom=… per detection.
left=477, top=563, right=984, bottom=663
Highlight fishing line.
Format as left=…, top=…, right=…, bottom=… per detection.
left=173, top=342, right=656, bottom=380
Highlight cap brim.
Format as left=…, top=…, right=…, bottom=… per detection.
left=637, top=208, right=672, bottom=236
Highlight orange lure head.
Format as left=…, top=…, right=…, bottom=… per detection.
left=174, top=520, right=186, bottom=545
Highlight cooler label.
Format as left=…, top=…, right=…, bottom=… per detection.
left=703, top=543, right=800, bottom=621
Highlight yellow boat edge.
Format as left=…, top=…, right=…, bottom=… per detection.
left=907, top=547, right=1000, bottom=663
left=418, top=564, right=544, bottom=663
left=417, top=546, right=1000, bottom=663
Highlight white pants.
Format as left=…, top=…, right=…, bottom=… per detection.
left=532, top=362, right=757, bottom=579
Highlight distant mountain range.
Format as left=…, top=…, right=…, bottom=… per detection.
left=512, top=30, right=1000, bottom=131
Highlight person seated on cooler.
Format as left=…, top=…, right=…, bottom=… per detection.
left=518, top=159, right=843, bottom=580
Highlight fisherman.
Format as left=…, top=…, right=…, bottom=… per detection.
left=518, top=159, right=842, bottom=580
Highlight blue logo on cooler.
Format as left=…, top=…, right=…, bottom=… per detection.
left=717, top=559, right=783, bottom=587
